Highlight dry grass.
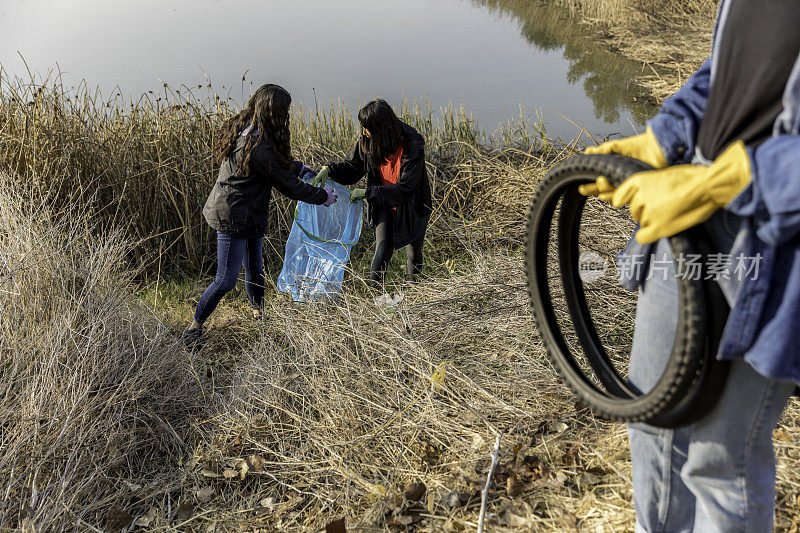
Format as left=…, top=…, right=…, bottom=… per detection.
left=2, top=73, right=799, bottom=532
left=164, top=223, right=800, bottom=532
left=0, top=172, right=202, bottom=529
left=182, top=252, right=637, bottom=531
left=0, top=70, right=509, bottom=276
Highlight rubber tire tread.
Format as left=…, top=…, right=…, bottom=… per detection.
left=525, top=154, right=723, bottom=427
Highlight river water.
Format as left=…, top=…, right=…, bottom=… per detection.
left=0, top=0, right=653, bottom=140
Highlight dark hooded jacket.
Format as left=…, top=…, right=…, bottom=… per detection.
left=203, top=132, right=327, bottom=238
left=328, top=122, right=431, bottom=248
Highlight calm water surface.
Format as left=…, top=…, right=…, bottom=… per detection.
left=0, top=0, right=653, bottom=139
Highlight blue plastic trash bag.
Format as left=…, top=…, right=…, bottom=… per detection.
left=277, top=174, right=362, bottom=302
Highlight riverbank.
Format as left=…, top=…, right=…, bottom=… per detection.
left=2, top=76, right=799, bottom=531
left=552, top=0, right=716, bottom=100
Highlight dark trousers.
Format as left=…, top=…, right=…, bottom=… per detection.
left=371, top=208, right=425, bottom=284
left=193, top=232, right=264, bottom=324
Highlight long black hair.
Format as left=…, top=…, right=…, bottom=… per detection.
left=214, top=84, right=293, bottom=173
left=358, top=99, right=403, bottom=167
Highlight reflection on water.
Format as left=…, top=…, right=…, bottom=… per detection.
left=0, top=0, right=653, bottom=139
left=474, top=0, right=655, bottom=126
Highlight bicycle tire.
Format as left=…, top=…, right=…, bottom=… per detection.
left=525, top=154, right=729, bottom=427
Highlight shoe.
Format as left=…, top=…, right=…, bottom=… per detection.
left=182, top=327, right=204, bottom=352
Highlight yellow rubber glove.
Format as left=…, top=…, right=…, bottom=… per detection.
left=585, top=126, right=668, bottom=169
left=612, top=141, right=751, bottom=244
left=580, top=127, right=668, bottom=201
left=578, top=176, right=616, bottom=202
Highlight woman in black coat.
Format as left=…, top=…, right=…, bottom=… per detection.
left=184, top=84, right=336, bottom=342
left=326, top=99, right=431, bottom=284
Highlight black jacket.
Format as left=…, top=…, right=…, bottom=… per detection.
left=328, top=122, right=432, bottom=248
left=203, top=133, right=327, bottom=238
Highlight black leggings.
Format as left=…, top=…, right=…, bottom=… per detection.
left=371, top=208, right=424, bottom=284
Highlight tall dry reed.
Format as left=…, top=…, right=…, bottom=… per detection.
left=0, top=71, right=538, bottom=276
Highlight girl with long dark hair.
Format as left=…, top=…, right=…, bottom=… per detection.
left=325, top=99, right=431, bottom=284
left=184, top=84, right=336, bottom=342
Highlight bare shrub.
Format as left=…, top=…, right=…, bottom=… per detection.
left=0, top=173, right=202, bottom=530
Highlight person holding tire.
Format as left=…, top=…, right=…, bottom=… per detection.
left=581, top=1, right=800, bottom=530
left=184, top=84, right=337, bottom=345
left=321, top=99, right=431, bottom=285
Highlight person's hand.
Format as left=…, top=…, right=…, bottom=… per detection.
left=611, top=141, right=751, bottom=244
left=323, top=188, right=338, bottom=206
left=581, top=127, right=668, bottom=204
left=578, top=176, right=616, bottom=203
left=585, top=126, right=668, bottom=169
left=349, top=188, right=366, bottom=203
left=312, top=166, right=329, bottom=187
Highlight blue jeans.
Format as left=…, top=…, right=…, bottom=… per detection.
left=193, top=232, right=265, bottom=324
left=628, top=233, right=795, bottom=532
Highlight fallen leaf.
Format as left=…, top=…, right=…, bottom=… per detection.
left=200, top=469, right=220, bottom=479
left=473, top=457, right=492, bottom=474
left=196, top=486, right=214, bottom=503
left=135, top=507, right=157, bottom=528
left=254, top=505, right=272, bottom=517
left=246, top=454, right=265, bottom=473
left=502, top=511, right=531, bottom=528
left=427, top=492, right=436, bottom=514
left=499, top=500, right=535, bottom=528
left=258, top=497, right=275, bottom=509
left=421, top=442, right=440, bottom=465
left=123, top=481, right=142, bottom=492
left=507, top=474, right=521, bottom=498
left=512, top=442, right=523, bottom=460
left=388, top=514, right=414, bottom=527
left=175, top=502, right=194, bottom=522
left=325, top=517, right=346, bottom=533
left=579, top=471, right=600, bottom=486
left=105, top=507, right=133, bottom=532
left=562, top=444, right=581, bottom=466
left=561, top=511, right=579, bottom=530
left=538, top=471, right=569, bottom=491
left=464, top=476, right=484, bottom=488
left=577, top=491, right=598, bottom=514
left=533, top=461, right=550, bottom=480
left=403, top=482, right=426, bottom=502
left=445, top=490, right=465, bottom=508
left=512, top=460, right=535, bottom=478
left=222, top=468, right=238, bottom=479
